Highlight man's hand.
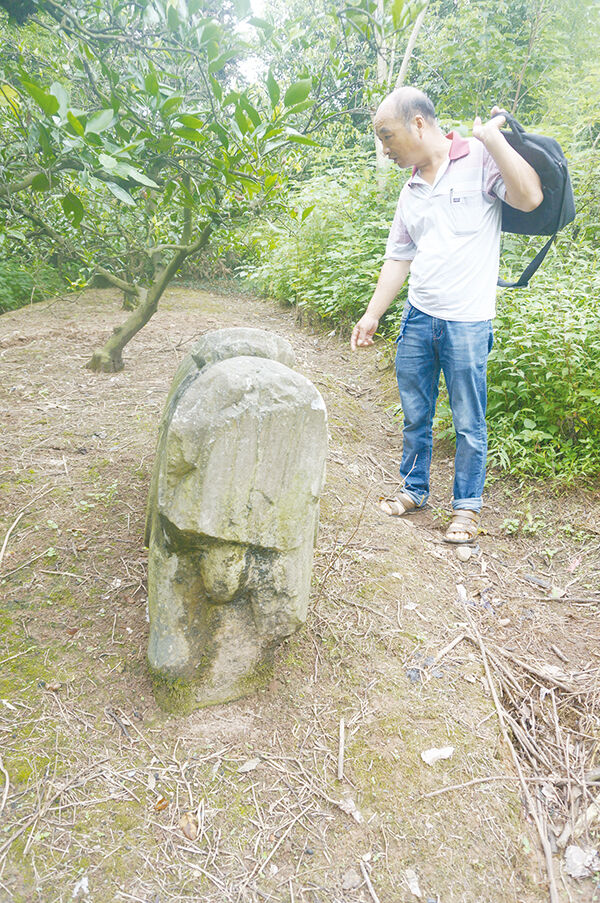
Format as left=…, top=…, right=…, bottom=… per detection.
left=472, top=105, right=506, bottom=147
left=351, top=313, right=379, bottom=351
left=472, top=105, right=543, bottom=212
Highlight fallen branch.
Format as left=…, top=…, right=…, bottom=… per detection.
left=464, top=624, right=560, bottom=903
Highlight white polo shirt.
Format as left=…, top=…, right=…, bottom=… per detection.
left=385, top=132, right=506, bottom=321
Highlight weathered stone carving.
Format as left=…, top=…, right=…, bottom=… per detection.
left=146, top=328, right=327, bottom=712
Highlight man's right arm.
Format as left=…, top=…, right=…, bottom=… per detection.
left=350, top=258, right=411, bottom=351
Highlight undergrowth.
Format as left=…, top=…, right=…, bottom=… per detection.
left=0, top=259, right=64, bottom=314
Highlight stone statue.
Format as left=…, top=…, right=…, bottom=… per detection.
left=145, top=328, right=328, bottom=712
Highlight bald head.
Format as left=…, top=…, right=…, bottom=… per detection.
left=376, top=87, right=436, bottom=129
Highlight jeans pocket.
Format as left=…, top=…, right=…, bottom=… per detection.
left=395, top=302, right=413, bottom=343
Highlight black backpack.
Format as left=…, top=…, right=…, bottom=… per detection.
left=497, top=112, right=576, bottom=288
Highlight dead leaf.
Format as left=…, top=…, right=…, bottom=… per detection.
left=154, top=796, right=169, bottom=812
left=179, top=811, right=198, bottom=841
left=45, top=681, right=62, bottom=692
left=405, top=867, right=422, bottom=898
left=421, top=746, right=454, bottom=766
left=238, top=757, right=261, bottom=774
left=337, top=796, right=363, bottom=823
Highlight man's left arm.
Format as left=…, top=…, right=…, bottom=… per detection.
left=473, top=106, right=543, bottom=212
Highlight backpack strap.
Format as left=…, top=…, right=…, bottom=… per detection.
left=497, top=234, right=556, bottom=288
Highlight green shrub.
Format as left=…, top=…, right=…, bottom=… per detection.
left=486, top=241, right=600, bottom=479
left=0, top=259, right=64, bottom=314
left=242, top=152, right=408, bottom=328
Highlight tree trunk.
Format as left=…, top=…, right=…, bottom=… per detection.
left=85, top=224, right=211, bottom=372
left=374, top=1, right=430, bottom=181
left=395, top=2, right=429, bottom=89
left=374, top=0, right=390, bottom=180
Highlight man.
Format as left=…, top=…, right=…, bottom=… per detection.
left=351, top=87, right=542, bottom=543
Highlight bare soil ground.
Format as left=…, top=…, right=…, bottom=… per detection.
left=1, top=286, right=600, bottom=903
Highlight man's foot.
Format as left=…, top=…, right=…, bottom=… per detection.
left=444, top=510, right=479, bottom=544
left=379, top=493, right=418, bottom=516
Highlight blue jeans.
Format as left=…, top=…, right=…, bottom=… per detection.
left=394, top=303, right=494, bottom=513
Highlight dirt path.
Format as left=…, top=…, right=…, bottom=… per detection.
left=1, top=287, right=599, bottom=903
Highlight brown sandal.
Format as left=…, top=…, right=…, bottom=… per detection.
left=379, top=493, right=418, bottom=517
left=444, top=510, right=479, bottom=544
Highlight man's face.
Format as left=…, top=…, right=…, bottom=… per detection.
left=374, top=113, right=421, bottom=168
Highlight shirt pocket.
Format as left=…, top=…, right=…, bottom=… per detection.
left=449, top=188, right=485, bottom=235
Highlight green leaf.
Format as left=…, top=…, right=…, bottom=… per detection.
left=144, top=71, right=159, bottom=96
left=86, top=109, right=114, bottom=134
left=31, top=173, right=50, bottom=191
left=98, top=153, right=118, bottom=170
left=208, top=50, right=237, bottom=74
left=21, top=80, right=59, bottom=116
left=234, top=106, right=249, bottom=134
left=167, top=3, right=180, bottom=30
left=234, top=0, right=251, bottom=17
left=209, top=76, right=223, bottom=103
left=283, top=127, right=318, bottom=146
left=209, top=122, right=229, bottom=149
left=239, top=96, right=261, bottom=127
left=161, top=95, right=183, bottom=115
left=178, top=114, right=204, bottom=129
left=201, top=22, right=221, bottom=44
left=61, top=192, right=84, bottom=227
left=284, top=79, right=312, bottom=107
left=67, top=111, right=85, bottom=136
left=285, top=99, right=314, bottom=115
left=120, top=165, right=159, bottom=188
left=523, top=418, right=537, bottom=430
left=188, top=0, right=202, bottom=12
left=249, top=16, right=274, bottom=34
left=106, top=182, right=135, bottom=206
left=37, top=123, right=52, bottom=155
left=50, top=81, right=69, bottom=116
left=0, top=83, right=19, bottom=107
left=266, top=70, right=280, bottom=107
left=174, top=126, right=205, bottom=143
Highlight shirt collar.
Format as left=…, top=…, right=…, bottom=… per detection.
left=409, top=131, right=471, bottom=182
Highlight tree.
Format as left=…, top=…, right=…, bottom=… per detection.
left=0, top=0, right=320, bottom=370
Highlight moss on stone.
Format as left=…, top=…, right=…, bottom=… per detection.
left=148, top=665, right=197, bottom=715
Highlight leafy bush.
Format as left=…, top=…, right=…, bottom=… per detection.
left=243, top=151, right=407, bottom=328
left=0, top=259, right=64, bottom=314
left=486, top=243, right=600, bottom=479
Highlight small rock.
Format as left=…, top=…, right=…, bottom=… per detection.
left=342, top=868, right=361, bottom=890
left=564, top=844, right=600, bottom=878
left=456, top=546, right=471, bottom=562
left=498, top=617, right=511, bottom=627
left=406, top=668, right=422, bottom=684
